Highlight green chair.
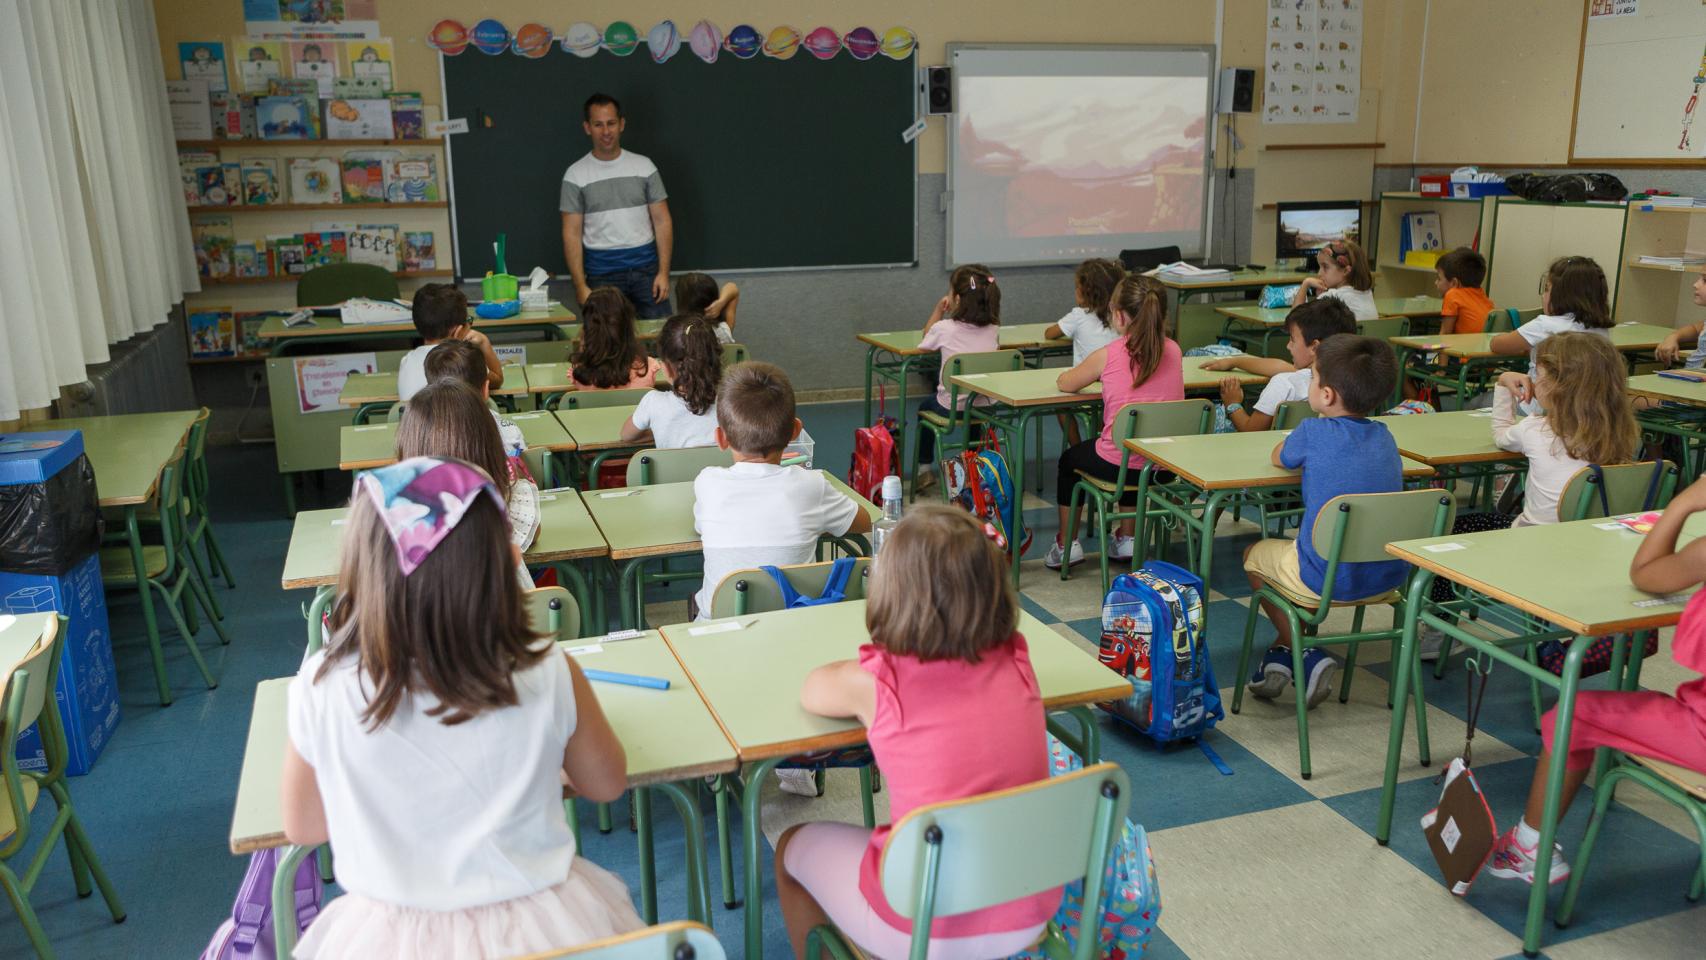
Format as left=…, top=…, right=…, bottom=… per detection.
left=296, top=262, right=400, bottom=306
left=805, top=763, right=1132, bottom=960
left=0, top=616, right=125, bottom=958
left=1358, top=316, right=1410, bottom=341
left=1063, top=399, right=1212, bottom=595
left=721, top=343, right=748, bottom=367
left=99, top=455, right=224, bottom=704
left=556, top=388, right=652, bottom=411
left=1233, top=489, right=1456, bottom=779
left=526, top=585, right=581, bottom=641
left=513, top=921, right=724, bottom=960
left=385, top=402, right=408, bottom=424
left=110, top=409, right=235, bottom=614
left=1273, top=400, right=1317, bottom=430
left=626, top=447, right=735, bottom=486
left=1488, top=306, right=1518, bottom=333
left=1556, top=754, right=1706, bottom=930
left=1558, top=460, right=1677, bottom=522
left=1248, top=401, right=1319, bottom=535
left=910, top=349, right=1024, bottom=502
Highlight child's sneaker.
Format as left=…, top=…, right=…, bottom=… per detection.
left=1110, top=534, right=1136, bottom=561
left=776, top=768, right=819, bottom=798
left=1300, top=649, right=1339, bottom=708
left=1418, top=626, right=1447, bottom=663
left=1247, top=647, right=1293, bottom=700
left=1044, top=537, right=1085, bottom=570
left=1488, top=826, right=1571, bottom=885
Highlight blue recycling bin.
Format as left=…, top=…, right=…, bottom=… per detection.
left=0, top=431, right=120, bottom=775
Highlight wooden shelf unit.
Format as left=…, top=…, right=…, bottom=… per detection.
left=1615, top=206, right=1705, bottom=328
left=189, top=202, right=447, bottom=214
left=1485, top=199, right=1627, bottom=313
left=177, top=138, right=444, bottom=149
left=1372, top=192, right=1498, bottom=299
left=201, top=269, right=451, bottom=286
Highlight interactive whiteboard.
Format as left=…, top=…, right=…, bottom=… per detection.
left=1571, top=0, right=1706, bottom=163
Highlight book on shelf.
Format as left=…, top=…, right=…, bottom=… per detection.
left=332, top=76, right=387, bottom=99
left=1637, top=252, right=1706, bottom=267
left=236, top=312, right=272, bottom=357
left=167, top=79, right=213, bottom=140
left=192, top=216, right=235, bottom=280
left=288, top=157, right=342, bottom=204
left=231, top=243, right=268, bottom=278
left=388, top=91, right=424, bottom=139
left=257, top=94, right=317, bottom=140
left=402, top=231, right=435, bottom=271
left=325, top=98, right=393, bottom=139
left=1638, top=195, right=1705, bottom=209
left=210, top=91, right=255, bottom=139
left=340, top=151, right=392, bottom=203
left=386, top=154, right=439, bottom=202
left=1400, top=211, right=1444, bottom=261
left=349, top=224, right=400, bottom=271
left=269, top=234, right=307, bottom=275
left=240, top=158, right=280, bottom=204
left=177, top=150, right=218, bottom=206
left=187, top=308, right=235, bottom=358
left=302, top=231, right=348, bottom=269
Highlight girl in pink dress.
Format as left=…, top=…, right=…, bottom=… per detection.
left=775, top=505, right=1058, bottom=959
left=1488, top=474, right=1706, bottom=885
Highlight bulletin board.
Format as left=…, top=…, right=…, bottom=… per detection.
left=1570, top=0, right=1706, bottom=164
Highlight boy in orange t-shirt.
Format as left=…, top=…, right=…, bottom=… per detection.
left=1434, top=247, right=1493, bottom=334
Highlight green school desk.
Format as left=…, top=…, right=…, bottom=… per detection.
left=255, top=302, right=577, bottom=357
left=20, top=411, right=199, bottom=704
left=659, top=599, right=1130, bottom=960
left=583, top=474, right=879, bottom=629
left=1374, top=409, right=1526, bottom=508
left=336, top=411, right=575, bottom=475
left=1214, top=296, right=1445, bottom=355
left=1154, top=267, right=1307, bottom=334
left=1123, top=431, right=1434, bottom=632
left=1394, top=323, right=1677, bottom=406
left=1377, top=516, right=1703, bottom=956
left=555, top=404, right=644, bottom=489
left=336, top=365, right=531, bottom=422
left=1630, top=373, right=1706, bottom=481
left=1181, top=356, right=1268, bottom=394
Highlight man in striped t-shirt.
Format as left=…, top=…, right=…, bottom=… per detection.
left=560, top=92, right=675, bottom=318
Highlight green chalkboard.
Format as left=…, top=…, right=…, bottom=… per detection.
left=440, top=50, right=916, bottom=276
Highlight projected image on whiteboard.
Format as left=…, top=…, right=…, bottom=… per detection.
left=953, top=75, right=1207, bottom=265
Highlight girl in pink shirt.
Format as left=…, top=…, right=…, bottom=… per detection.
left=571, top=287, right=662, bottom=391
left=914, top=264, right=1001, bottom=495
left=776, top=505, right=1057, bottom=960
left=1487, top=473, right=1706, bottom=886
left=1048, top=274, right=1184, bottom=570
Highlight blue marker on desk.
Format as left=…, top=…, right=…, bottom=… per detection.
left=583, top=668, right=670, bottom=690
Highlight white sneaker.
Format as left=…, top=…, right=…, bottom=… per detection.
left=1418, top=627, right=1447, bottom=663
left=1044, top=538, right=1085, bottom=570
left=1110, top=535, right=1136, bottom=561
left=776, top=768, right=819, bottom=797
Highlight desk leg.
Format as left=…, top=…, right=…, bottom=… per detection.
left=744, top=757, right=785, bottom=960
left=1006, top=410, right=1036, bottom=587
left=635, top=786, right=657, bottom=923
left=305, top=586, right=335, bottom=655
left=712, top=774, right=740, bottom=909
left=1378, top=572, right=1434, bottom=844
left=617, top=558, right=647, bottom=630
left=894, top=356, right=916, bottom=484
left=863, top=345, right=877, bottom=425
left=551, top=563, right=592, bottom=637
left=127, top=507, right=171, bottom=706
left=654, top=780, right=713, bottom=926
left=271, top=843, right=316, bottom=958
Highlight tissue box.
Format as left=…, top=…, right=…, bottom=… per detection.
left=520, top=288, right=551, bottom=313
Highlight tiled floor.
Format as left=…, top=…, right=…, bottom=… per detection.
left=2, top=399, right=1700, bottom=959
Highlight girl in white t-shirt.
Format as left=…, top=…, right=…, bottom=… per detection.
left=1490, top=256, right=1615, bottom=370
left=674, top=272, right=741, bottom=345
left=621, top=313, right=722, bottom=448
left=283, top=456, right=641, bottom=959
left=1292, top=239, right=1378, bottom=321
left=1043, top=258, right=1126, bottom=445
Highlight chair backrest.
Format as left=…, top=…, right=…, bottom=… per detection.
left=1510, top=308, right=1541, bottom=330
left=1357, top=317, right=1409, bottom=341
left=524, top=586, right=581, bottom=642
left=1109, top=399, right=1213, bottom=445
left=1309, top=489, right=1457, bottom=567
left=564, top=388, right=651, bottom=410
left=942, top=349, right=1024, bottom=415
left=186, top=408, right=212, bottom=499
left=385, top=402, right=408, bottom=424
left=1486, top=305, right=1514, bottom=333
left=296, top=262, right=401, bottom=306
left=1, top=616, right=66, bottom=852
left=511, top=921, right=725, bottom=960
left=1118, top=245, right=1182, bottom=271
left=625, top=446, right=735, bottom=486
left=720, top=343, right=748, bottom=367
left=1559, top=461, right=1677, bottom=521
left=1273, top=400, right=1318, bottom=430
left=708, top=558, right=873, bottom=618
left=879, top=763, right=1131, bottom=960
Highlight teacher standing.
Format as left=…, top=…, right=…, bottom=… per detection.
left=560, top=93, right=674, bottom=318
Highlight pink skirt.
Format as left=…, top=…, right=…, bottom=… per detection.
left=294, top=858, right=644, bottom=960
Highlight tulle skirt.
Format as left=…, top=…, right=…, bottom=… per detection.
left=294, top=858, right=644, bottom=959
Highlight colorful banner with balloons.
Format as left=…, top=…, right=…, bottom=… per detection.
left=427, top=18, right=916, bottom=62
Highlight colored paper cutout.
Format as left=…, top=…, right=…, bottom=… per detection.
left=469, top=19, right=510, bottom=56
left=562, top=22, right=601, bottom=58
left=844, top=27, right=880, bottom=61
left=724, top=24, right=762, bottom=60
left=428, top=19, right=468, bottom=56
left=689, top=20, right=722, bottom=63
left=604, top=21, right=640, bottom=56
left=763, top=25, right=802, bottom=60
left=803, top=27, right=842, bottom=60
left=648, top=21, right=681, bottom=63
left=512, top=23, right=553, bottom=59
left=880, top=26, right=917, bottom=60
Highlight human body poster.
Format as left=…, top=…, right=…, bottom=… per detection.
left=1264, top=0, right=1362, bottom=124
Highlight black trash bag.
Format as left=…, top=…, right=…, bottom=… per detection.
left=0, top=453, right=104, bottom=576
left=1504, top=172, right=1628, bottom=204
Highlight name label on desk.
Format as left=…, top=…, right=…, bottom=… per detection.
left=688, top=619, right=754, bottom=636
left=598, top=490, right=641, bottom=498
left=354, top=425, right=387, bottom=432
left=564, top=643, right=605, bottom=656
left=1632, top=593, right=1691, bottom=608
left=1137, top=437, right=1175, bottom=444
left=512, top=413, right=544, bottom=420
left=1421, top=542, right=1468, bottom=553
left=538, top=494, right=556, bottom=502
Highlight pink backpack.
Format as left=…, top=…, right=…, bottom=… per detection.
left=201, top=848, right=323, bottom=960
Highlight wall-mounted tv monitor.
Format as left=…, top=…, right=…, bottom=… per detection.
left=1276, top=200, right=1363, bottom=263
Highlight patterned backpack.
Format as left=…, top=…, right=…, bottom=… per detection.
left=849, top=396, right=900, bottom=502
left=1096, top=561, right=1222, bottom=744
left=942, top=433, right=1032, bottom=556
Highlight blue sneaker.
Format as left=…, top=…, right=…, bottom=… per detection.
left=1300, top=649, right=1340, bottom=708
left=1246, top=647, right=1292, bottom=700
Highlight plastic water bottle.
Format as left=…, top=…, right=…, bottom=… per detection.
left=871, top=475, right=904, bottom=555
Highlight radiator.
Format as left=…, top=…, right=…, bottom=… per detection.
left=57, top=310, right=196, bottom=418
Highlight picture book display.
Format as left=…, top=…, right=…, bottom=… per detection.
left=402, top=231, right=436, bottom=271
left=188, top=308, right=235, bottom=358
left=326, top=98, right=393, bottom=139
left=240, top=158, right=280, bottom=204
left=236, top=312, right=271, bottom=358
left=388, top=91, right=424, bottom=139
left=192, top=216, right=235, bottom=279
left=257, top=95, right=316, bottom=140
left=179, top=42, right=228, bottom=93
left=237, top=41, right=285, bottom=94
left=167, top=79, right=214, bottom=140
left=348, top=225, right=400, bottom=270
left=288, top=157, right=342, bottom=204
left=340, top=152, right=390, bottom=203
left=387, top=155, right=439, bottom=202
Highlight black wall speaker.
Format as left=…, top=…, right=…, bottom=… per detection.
left=924, top=66, right=953, bottom=115
left=1218, top=67, right=1255, bottom=114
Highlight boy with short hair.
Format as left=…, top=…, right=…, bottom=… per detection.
left=1434, top=247, right=1493, bottom=335
left=397, top=283, right=502, bottom=402
left=424, top=339, right=525, bottom=460
left=1243, top=334, right=1407, bottom=707
left=1204, top=298, right=1359, bottom=432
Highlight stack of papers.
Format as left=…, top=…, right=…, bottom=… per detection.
left=1637, top=252, right=1706, bottom=267
left=340, top=297, right=414, bottom=326
left=1143, top=261, right=1233, bottom=282
left=1640, top=195, right=1706, bottom=209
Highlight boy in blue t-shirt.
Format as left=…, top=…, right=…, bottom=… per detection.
left=1243, top=334, right=1407, bottom=708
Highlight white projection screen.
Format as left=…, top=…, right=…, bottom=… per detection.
left=947, top=44, right=1215, bottom=267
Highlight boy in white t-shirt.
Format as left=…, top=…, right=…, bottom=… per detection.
left=1489, top=256, right=1615, bottom=370
left=1201, top=298, right=1358, bottom=432
left=397, top=283, right=503, bottom=403
left=423, top=339, right=525, bottom=459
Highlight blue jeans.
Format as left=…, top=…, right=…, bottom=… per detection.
left=585, top=266, right=671, bottom=319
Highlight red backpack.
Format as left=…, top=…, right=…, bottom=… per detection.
left=849, top=391, right=900, bottom=501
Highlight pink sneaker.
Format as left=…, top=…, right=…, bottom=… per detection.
left=1487, top=826, right=1570, bottom=885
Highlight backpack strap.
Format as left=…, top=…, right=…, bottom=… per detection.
left=758, top=566, right=806, bottom=608
left=760, top=557, right=858, bottom=608
left=1587, top=464, right=1612, bottom=519
left=229, top=849, right=275, bottom=955
left=293, top=850, right=323, bottom=933
left=1642, top=459, right=1667, bottom=512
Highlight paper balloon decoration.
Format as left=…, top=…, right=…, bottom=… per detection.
left=880, top=26, right=917, bottom=60
left=604, top=21, right=640, bottom=56
left=688, top=20, right=721, bottom=63
left=427, top=19, right=469, bottom=56
left=562, top=22, right=601, bottom=58
left=512, top=23, right=552, bottom=59
left=843, top=27, right=880, bottom=61
left=763, top=25, right=802, bottom=60
left=724, top=24, right=761, bottom=60
left=648, top=21, right=681, bottom=63
left=469, top=19, right=510, bottom=56
left=803, top=27, right=842, bottom=60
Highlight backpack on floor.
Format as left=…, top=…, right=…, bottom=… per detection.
left=942, top=433, right=1032, bottom=557
left=849, top=391, right=900, bottom=502
left=1096, top=560, right=1222, bottom=743
left=201, top=847, right=323, bottom=960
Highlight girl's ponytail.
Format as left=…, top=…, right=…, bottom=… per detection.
left=659, top=313, right=723, bottom=416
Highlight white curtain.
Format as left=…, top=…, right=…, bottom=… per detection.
left=0, top=0, right=197, bottom=421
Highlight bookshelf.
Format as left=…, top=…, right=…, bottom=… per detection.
left=200, top=269, right=452, bottom=286
left=1485, top=199, right=1627, bottom=312
left=188, top=202, right=447, bottom=213
left=176, top=138, right=444, bottom=149
left=1614, top=205, right=1706, bottom=328
left=1372, top=192, right=1499, bottom=299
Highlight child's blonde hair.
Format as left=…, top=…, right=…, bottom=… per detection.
left=865, top=505, right=1017, bottom=663
left=1319, top=239, right=1373, bottom=292
left=1532, top=331, right=1637, bottom=465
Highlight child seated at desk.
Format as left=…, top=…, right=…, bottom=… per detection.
left=620, top=313, right=721, bottom=449
left=1291, top=239, right=1377, bottom=321
left=425, top=339, right=526, bottom=466
left=397, top=283, right=503, bottom=403
left=1204, top=298, right=1358, bottom=432
left=395, top=381, right=512, bottom=503
left=1652, top=267, right=1706, bottom=369
left=282, top=456, right=640, bottom=959
left=1489, top=256, right=1614, bottom=370
left=1244, top=335, right=1405, bottom=708
left=1486, top=474, right=1706, bottom=885
left=776, top=505, right=1056, bottom=960
left=673, top=271, right=740, bottom=344
left=914, top=264, right=1002, bottom=495
left=572, top=287, right=663, bottom=391
left=1434, top=247, right=1493, bottom=335
left=1044, top=258, right=1127, bottom=446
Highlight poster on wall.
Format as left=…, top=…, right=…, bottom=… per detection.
left=179, top=42, right=228, bottom=92
left=289, top=40, right=340, bottom=97
left=236, top=39, right=286, bottom=93
left=294, top=352, right=377, bottom=415
left=244, top=1, right=379, bottom=39
left=345, top=39, right=394, bottom=89
left=1263, top=0, right=1362, bottom=124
